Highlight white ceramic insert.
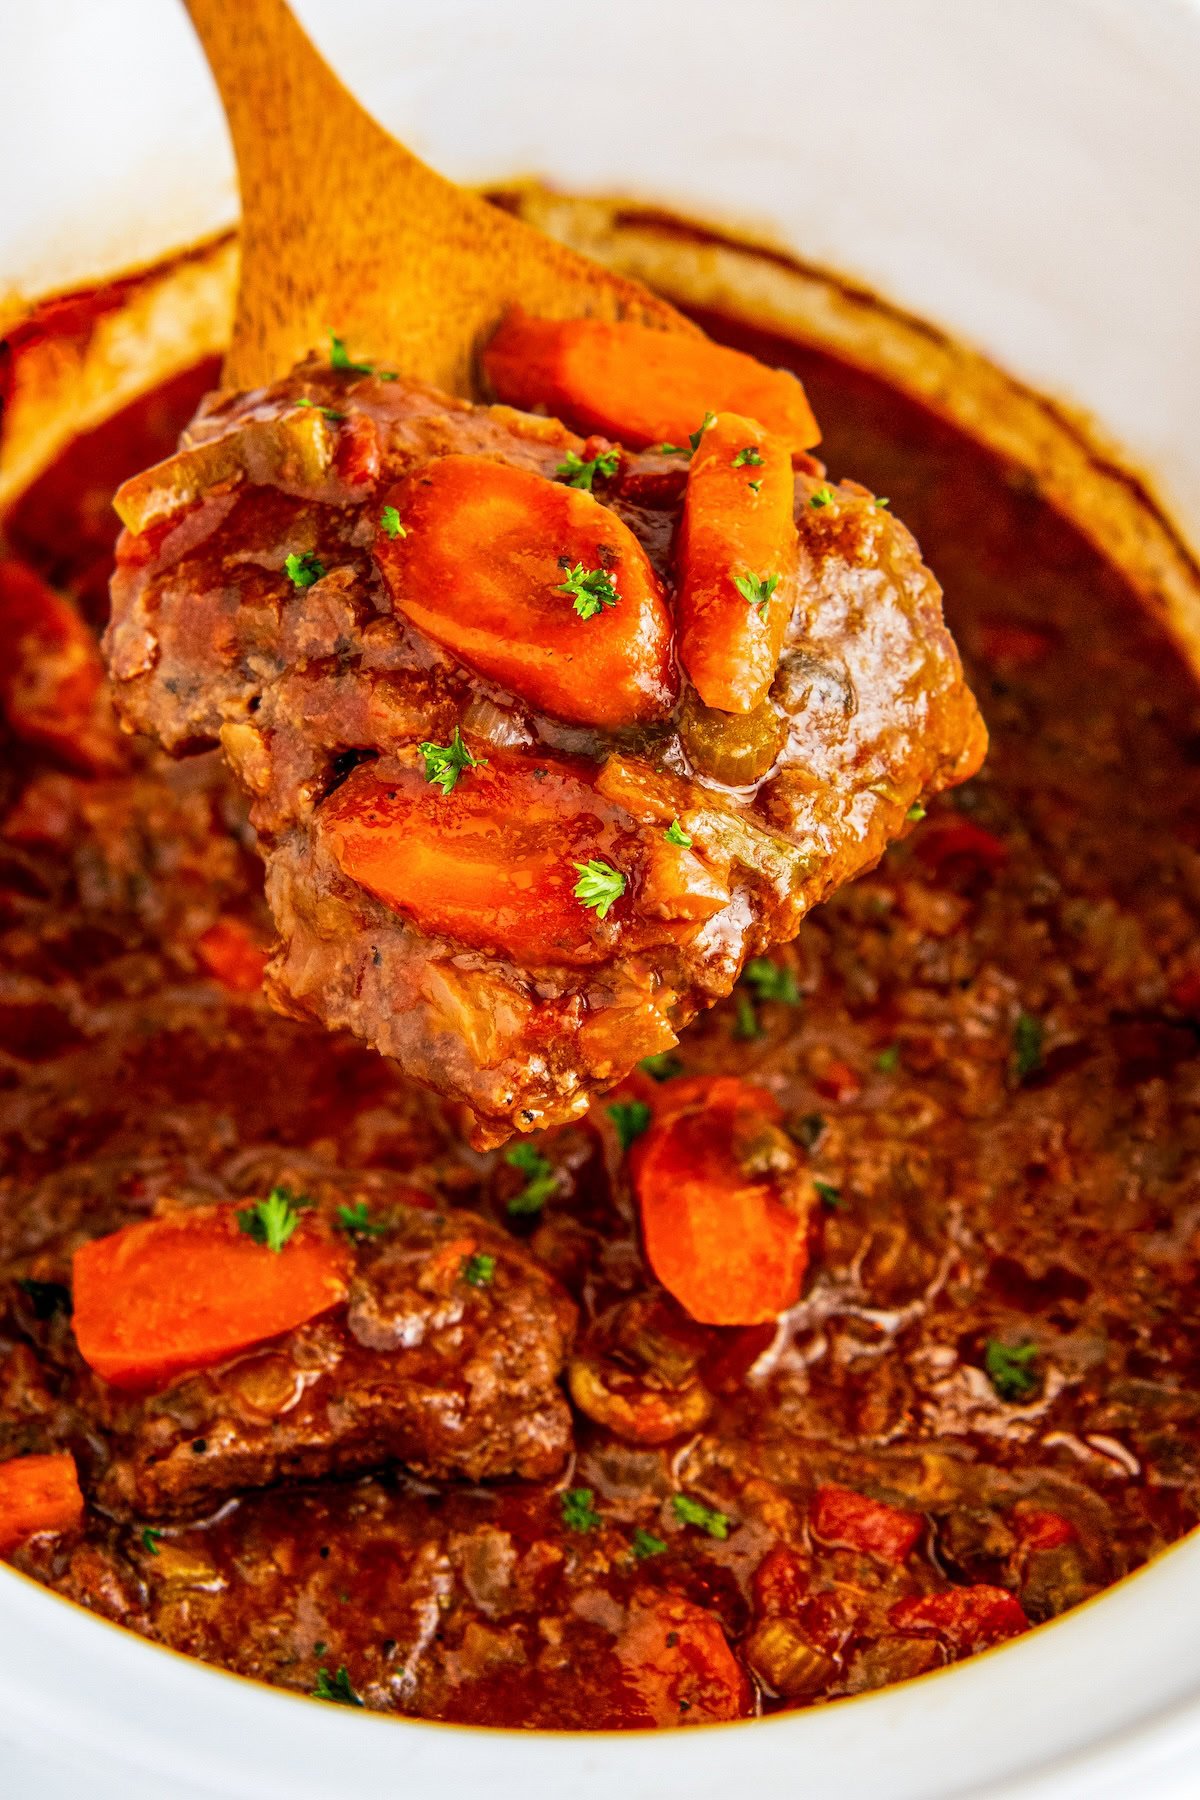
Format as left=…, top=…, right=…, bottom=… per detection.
left=2, top=2, right=1199, bottom=1794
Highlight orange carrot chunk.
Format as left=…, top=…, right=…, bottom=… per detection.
left=616, top=1592, right=753, bottom=1726
left=675, top=413, right=799, bottom=713
left=889, top=1585, right=1029, bottom=1656
left=483, top=310, right=820, bottom=455
left=320, top=752, right=635, bottom=967
left=373, top=456, right=676, bottom=729
left=72, top=1204, right=352, bottom=1392
left=811, top=1484, right=923, bottom=1563
left=195, top=918, right=270, bottom=994
left=631, top=1075, right=811, bottom=1325
left=0, top=558, right=122, bottom=773
left=0, top=1452, right=85, bottom=1556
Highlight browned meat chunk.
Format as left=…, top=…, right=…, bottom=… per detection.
left=105, top=363, right=985, bottom=1145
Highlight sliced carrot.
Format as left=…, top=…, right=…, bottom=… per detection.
left=616, top=1592, right=752, bottom=1726
left=72, top=1204, right=352, bottom=1392
left=889, top=1585, right=1029, bottom=1655
left=0, top=558, right=121, bottom=773
left=0, top=1452, right=85, bottom=1555
left=675, top=413, right=798, bottom=712
left=373, top=456, right=675, bottom=728
left=320, top=751, right=637, bottom=967
left=195, top=917, right=270, bottom=994
left=631, top=1075, right=811, bottom=1325
left=811, top=1484, right=923, bottom=1563
left=483, top=310, right=820, bottom=455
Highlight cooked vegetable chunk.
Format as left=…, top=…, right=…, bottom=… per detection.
left=483, top=310, right=820, bottom=454
left=0, top=558, right=121, bottom=772
left=0, top=1452, right=84, bottom=1555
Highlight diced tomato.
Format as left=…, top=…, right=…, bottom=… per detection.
left=752, top=1544, right=809, bottom=1618
left=0, top=558, right=121, bottom=773
left=72, top=1204, right=352, bottom=1391
left=889, top=1584, right=1029, bottom=1655
left=811, top=1483, right=923, bottom=1563
left=0, top=1452, right=85, bottom=1555
left=482, top=309, right=821, bottom=455
left=1012, top=1507, right=1077, bottom=1552
left=195, top=918, right=270, bottom=994
left=615, top=1592, right=753, bottom=1726
left=632, top=1075, right=812, bottom=1325
left=913, top=817, right=1008, bottom=875
left=320, top=750, right=640, bottom=967
left=373, top=456, right=676, bottom=728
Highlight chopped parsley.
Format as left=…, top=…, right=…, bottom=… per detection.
left=631, top=1528, right=667, bottom=1559
left=875, top=1044, right=901, bottom=1073
left=741, top=956, right=800, bottom=1005
left=640, top=1051, right=682, bottom=1082
left=336, top=1201, right=389, bottom=1239
left=809, top=486, right=835, bottom=508
left=462, top=1251, right=496, bottom=1288
left=671, top=1493, right=730, bottom=1540
left=572, top=858, right=626, bottom=918
left=555, top=560, right=620, bottom=620
left=875, top=495, right=891, bottom=509
left=284, top=551, right=326, bottom=589
left=732, top=570, right=779, bottom=615
left=328, top=332, right=396, bottom=380
left=237, top=1186, right=302, bottom=1253
left=664, top=818, right=692, bottom=848
left=732, top=446, right=764, bottom=468
left=733, top=991, right=763, bottom=1041
left=1014, top=1011, right=1045, bottom=1081
left=379, top=503, right=407, bottom=540
left=312, top=1664, right=364, bottom=1707
left=141, top=1527, right=163, bottom=1555
left=748, top=479, right=763, bottom=494
left=813, top=1179, right=842, bottom=1211
left=295, top=398, right=345, bottom=421
left=560, top=1486, right=602, bottom=1533
left=984, top=1338, right=1039, bottom=1403
left=906, top=802, right=927, bottom=823
left=505, top=1143, right=558, bottom=1216
left=555, top=449, right=620, bottom=491
left=790, top=1111, right=826, bottom=1150
left=606, top=1099, right=651, bottom=1152
left=659, top=411, right=717, bottom=456
left=418, top=727, right=486, bottom=796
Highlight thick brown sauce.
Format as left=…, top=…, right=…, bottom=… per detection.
left=1, top=314, right=1199, bottom=1728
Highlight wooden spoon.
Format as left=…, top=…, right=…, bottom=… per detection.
left=183, top=0, right=696, bottom=394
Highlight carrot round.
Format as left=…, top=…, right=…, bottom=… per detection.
left=373, top=456, right=676, bottom=728
left=675, top=413, right=798, bottom=713
left=320, top=752, right=635, bottom=967
left=483, top=310, right=820, bottom=455
left=631, top=1075, right=811, bottom=1325
left=0, top=1452, right=85, bottom=1555
left=72, top=1204, right=352, bottom=1392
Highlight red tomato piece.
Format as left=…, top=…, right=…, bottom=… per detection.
left=373, top=456, right=676, bottom=728
left=811, top=1483, right=923, bottom=1563
left=889, top=1584, right=1029, bottom=1655
left=1013, top=1507, right=1077, bottom=1552
left=195, top=918, right=270, bottom=994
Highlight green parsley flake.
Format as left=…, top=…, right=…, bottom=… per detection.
left=312, top=1665, right=364, bottom=1708
left=336, top=1201, right=389, bottom=1239
left=875, top=1044, right=901, bottom=1073
left=671, top=1493, right=730, bottom=1540
left=284, top=551, right=325, bottom=589
left=741, top=957, right=800, bottom=1005
left=733, top=991, right=762, bottom=1041
left=141, top=1527, right=163, bottom=1555
left=810, top=486, right=835, bottom=508
left=462, top=1251, right=496, bottom=1288
left=573, top=858, right=626, bottom=918
left=984, top=1339, right=1039, bottom=1403
left=295, top=398, right=345, bottom=421
left=748, top=479, right=763, bottom=494
left=875, top=496, right=891, bottom=508
left=505, top=1143, right=558, bottom=1216
left=732, top=570, right=780, bottom=615
left=732, top=446, right=764, bottom=468
left=790, top=1111, right=826, bottom=1150
left=813, top=1179, right=842, bottom=1210
left=418, top=727, right=486, bottom=797
left=659, top=411, right=717, bottom=456
left=906, top=802, right=927, bottom=823
left=328, top=332, right=396, bottom=380
left=555, top=449, right=620, bottom=491
left=237, top=1186, right=302, bottom=1253
left=555, top=560, right=620, bottom=620
left=380, top=503, right=407, bottom=540
left=640, top=1051, right=682, bottom=1082
left=1013, top=1011, right=1045, bottom=1081
left=631, top=1528, right=667, bottom=1559
left=606, top=1099, right=651, bottom=1152
left=561, top=1486, right=602, bottom=1533
left=664, top=819, right=693, bottom=848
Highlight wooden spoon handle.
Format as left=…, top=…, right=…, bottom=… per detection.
left=184, top=0, right=692, bottom=392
